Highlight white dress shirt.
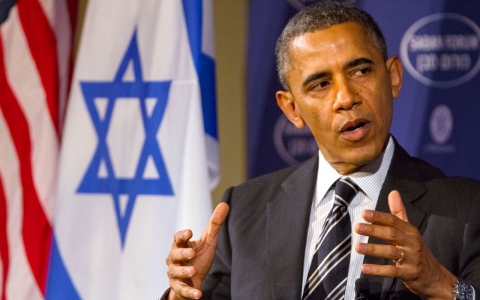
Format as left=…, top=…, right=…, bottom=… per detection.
left=301, top=136, right=395, bottom=299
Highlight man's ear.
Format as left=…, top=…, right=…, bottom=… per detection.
left=276, top=90, right=305, bottom=128
left=386, top=56, right=403, bottom=98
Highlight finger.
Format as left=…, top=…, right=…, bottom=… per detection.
left=169, top=281, right=202, bottom=300
left=205, top=202, right=230, bottom=238
left=355, top=242, right=404, bottom=261
left=360, top=264, right=405, bottom=278
left=355, top=223, right=408, bottom=245
left=172, top=229, right=193, bottom=248
left=167, top=264, right=198, bottom=280
left=166, top=248, right=196, bottom=264
left=388, top=190, right=409, bottom=222
left=361, top=209, right=410, bottom=233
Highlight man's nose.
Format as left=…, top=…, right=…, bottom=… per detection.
left=332, top=79, right=360, bottom=111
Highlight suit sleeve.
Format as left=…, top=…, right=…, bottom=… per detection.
left=460, top=188, right=480, bottom=292
left=201, top=187, right=234, bottom=299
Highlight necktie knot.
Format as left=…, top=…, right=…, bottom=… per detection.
left=334, top=177, right=358, bottom=208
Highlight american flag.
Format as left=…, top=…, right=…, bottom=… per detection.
left=0, top=0, right=77, bottom=298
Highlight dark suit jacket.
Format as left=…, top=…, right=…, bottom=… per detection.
left=202, top=142, right=480, bottom=299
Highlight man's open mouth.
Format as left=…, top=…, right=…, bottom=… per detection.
left=341, top=119, right=369, bottom=133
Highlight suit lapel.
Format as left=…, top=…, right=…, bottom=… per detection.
left=266, top=155, right=318, bottom=300
left=362, top=142, right=428, bottom=299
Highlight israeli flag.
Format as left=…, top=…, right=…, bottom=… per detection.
left=46, top=1, right=218, bottom=299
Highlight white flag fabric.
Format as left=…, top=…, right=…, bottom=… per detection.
left=47, top=1, right=218, bottom=299
left=0, top=0, right=76, bottom=299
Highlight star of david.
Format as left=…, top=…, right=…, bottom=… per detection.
left=77, top=31, right=174, bottom=248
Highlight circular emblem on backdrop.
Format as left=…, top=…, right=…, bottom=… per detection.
left=273, top=114, right=318, bottom=165
left=400, top=13, right=480, bottom=88
left=286, top=0, right=356, bottom=11
left=429, top=105, right=453, bottom=145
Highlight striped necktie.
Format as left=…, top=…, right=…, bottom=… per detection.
left=303, top=177, right=358, bottom=300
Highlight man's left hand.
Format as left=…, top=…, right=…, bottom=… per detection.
left=354, top=190, right=457, bottom=300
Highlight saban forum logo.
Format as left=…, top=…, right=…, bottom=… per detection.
left=424, top=104, right=455, bottom=153
left=400, top=13, right=480, bottom=88
left=274, top=114, right=318, bottom=165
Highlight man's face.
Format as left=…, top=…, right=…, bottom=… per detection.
left=276, top=22, right=403, bottom=174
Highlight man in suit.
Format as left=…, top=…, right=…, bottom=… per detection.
left=165, top=3, right=479, bottom=299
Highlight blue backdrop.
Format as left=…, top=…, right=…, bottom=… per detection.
left=247, top=0, right=480, bottom=179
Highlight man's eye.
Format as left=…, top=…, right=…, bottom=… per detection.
left=355, top=68, right=370, bottom=75
left=315, top=81, right=329, bottom=89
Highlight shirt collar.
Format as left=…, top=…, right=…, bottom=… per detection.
left=315, top=136, right=395, bottom=206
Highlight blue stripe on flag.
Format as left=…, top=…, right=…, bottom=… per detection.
left=45, top=236, right=81, bottom=300
left=0, top=0, right=16, bottom=24
left=182, top=0, right=218, bottom=139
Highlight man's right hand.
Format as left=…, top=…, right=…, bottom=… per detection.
left=166, top=202, right=230, bottom=299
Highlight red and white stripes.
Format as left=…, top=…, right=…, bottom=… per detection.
left=0, top=0, right=76, bottom=299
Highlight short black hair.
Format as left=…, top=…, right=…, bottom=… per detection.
left=275, top=2, right=388, bottom=90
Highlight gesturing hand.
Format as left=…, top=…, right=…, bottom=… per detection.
left=354, top=190, right=457, bottom=299
left=166, top=203, right=229, bottom=300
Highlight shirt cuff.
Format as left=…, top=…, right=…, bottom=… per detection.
left=159, top=287, right=171, bottom=300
